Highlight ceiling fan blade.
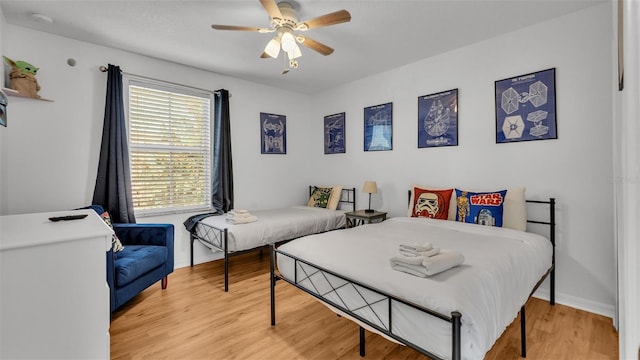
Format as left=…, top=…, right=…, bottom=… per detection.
left=260, top=0, right=283, bottom=19
left=260, top=52, right=271, bottom=58
left=299, top=10, right=351, bottom=30
left=211, top=24, right=263, bottom=31
left=297, top=36, right=334, bottom=56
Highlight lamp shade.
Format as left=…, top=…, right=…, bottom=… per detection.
left=362, top=181, right=377, bottom=194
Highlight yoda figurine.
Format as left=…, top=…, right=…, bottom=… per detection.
left=3, top=56, right=41, bottom=99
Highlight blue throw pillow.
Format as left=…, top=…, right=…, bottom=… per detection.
left=455, top=189, right=507, bottom=227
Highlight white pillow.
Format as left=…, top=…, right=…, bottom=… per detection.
left=327, top=185, right=343, bottom=210
left=503, top=187, right=527, bottom=231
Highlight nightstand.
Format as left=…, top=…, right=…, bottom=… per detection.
left=345, top=210, right=387, bottom=228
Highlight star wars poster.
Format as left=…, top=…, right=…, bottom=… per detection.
left=364, top=102, right=392, bottom=152
left=495, top=68, right=557, bottom=143
left=418, top=89, right=458, bottom=148
left=261, top=112, right=286, bottom=154
left=324, top=112, right=345, bottom=154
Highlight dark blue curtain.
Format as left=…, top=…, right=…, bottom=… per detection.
left=92, top=64, right=136, bottom=223
left=212, top=89, right=233, bottom=213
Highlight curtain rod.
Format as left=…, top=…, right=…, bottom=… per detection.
left=99, top=65, right=229, bottom=96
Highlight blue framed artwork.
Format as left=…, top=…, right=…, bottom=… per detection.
left=418, top=89, right=458, bottom=148
left=324, top=112, right=345, bottom=154
left=364, top=102, right=392, bottom=152
left=260, top=112, right=286, bottom=154
left=495, top=68, right=557, bottom=143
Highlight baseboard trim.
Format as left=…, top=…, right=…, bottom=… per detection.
left=533, top=288, right=615, bottom=320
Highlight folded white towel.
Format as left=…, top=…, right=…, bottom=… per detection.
left=390, top=254, right=426, bottom=266
left=390, top=249, right=464, bottom=277
left=399, top=243, right=433, bottom=252
left=399, top=246, right=440, bottom=258
left=227, top=212, right=252, bottom=219
left=225, top=215, right=258, bottom=224
left=390, top=254, right=430, bottom=277
left=421, top=251, right=465, bottom=276
left=389, top=262, right=431, bottom=278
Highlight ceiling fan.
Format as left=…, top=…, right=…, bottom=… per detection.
left=211, top=0, right=351, bottom=73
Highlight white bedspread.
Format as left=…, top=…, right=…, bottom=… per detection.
left=196, top=206, right=346, bottom=252
left=276, top=217, right=552, bottom=360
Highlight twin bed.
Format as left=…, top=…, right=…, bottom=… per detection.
left=269, top=187, right=556, bottom=360
left=188, top=186, right=356, bottom=291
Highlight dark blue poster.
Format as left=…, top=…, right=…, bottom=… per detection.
left=495, top=68, right=557, bottom=143
left=260, top=112, right=286, bottom=154
left=418, top=89, right=458, bottom=148
left=324, top=112, right=345, bottom=154
left=364, top=102, right=392, bottom=152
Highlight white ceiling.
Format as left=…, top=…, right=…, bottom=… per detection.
left=1, top=0, right=605, bottom=94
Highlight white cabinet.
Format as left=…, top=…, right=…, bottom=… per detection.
left=1, top=209, right=112, bottom=359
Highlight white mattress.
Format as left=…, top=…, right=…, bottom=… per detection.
left=195, top=206, right=346, bottom=252
left=276, top=217, right=552, bottom=360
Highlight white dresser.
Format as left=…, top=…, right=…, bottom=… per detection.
left=0, top=209, right=112, bottom=359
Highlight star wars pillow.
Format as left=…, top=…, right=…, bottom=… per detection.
left=410, top=187, right=453, bottom=220
left=454, top=189, right=507, bottom=227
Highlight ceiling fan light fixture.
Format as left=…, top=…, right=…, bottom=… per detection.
left=264, top=38, right=281, bottom=58
left=280, top=31, right=297, bottom=52
left=210, top=0, right=351, bottom=72
left=286, top=44, right=302, bottom=60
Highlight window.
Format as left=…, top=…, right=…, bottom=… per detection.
left=125, top=76, right=213, bottom=215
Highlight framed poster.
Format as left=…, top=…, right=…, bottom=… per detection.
left=0, top=89, right=6, bottom=127
left=260, top=112, right=286, bottom=154
left=418, top=88, right=458, bottom=148
left=363, top=102, right=392, bottom=152
left=495, top=68, right=557, bottom=143
left=324, top=112, right=345, bottom=154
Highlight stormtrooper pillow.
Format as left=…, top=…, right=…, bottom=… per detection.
left=409, top=187, right=453, bottom=220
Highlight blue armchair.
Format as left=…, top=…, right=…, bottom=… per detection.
left=85, top=206, right=174, bottom=312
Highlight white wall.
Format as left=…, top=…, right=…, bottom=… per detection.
left=0, top=25, right=311, bottom=267
left=308, top=4, right=615, bottom=317
left=1, top=4, right=617, bottom=318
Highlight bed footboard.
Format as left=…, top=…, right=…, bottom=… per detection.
left=190, top=221, right=234, bottom=290
left=270, top=244, right=462, bottom=360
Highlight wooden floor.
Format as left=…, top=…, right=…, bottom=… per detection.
left=110, top=250, right=618, bottom=359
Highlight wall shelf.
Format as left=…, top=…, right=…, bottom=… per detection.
left=1, top=87, right=53, bottom=102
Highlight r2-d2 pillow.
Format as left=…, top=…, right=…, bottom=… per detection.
left=454, top=189, right=507, bottom=227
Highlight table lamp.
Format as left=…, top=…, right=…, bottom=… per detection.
left=362, top=181, right=378, bottom=213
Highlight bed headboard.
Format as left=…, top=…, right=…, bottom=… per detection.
left=339, top=187, right=356, bottom=211
left=309, top=186, right=356, bottom=212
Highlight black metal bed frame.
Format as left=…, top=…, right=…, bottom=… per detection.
left=189, top=186, right=356, bottom=292
left=270, top=198, right=556, bottom=360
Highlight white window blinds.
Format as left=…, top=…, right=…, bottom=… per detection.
left=126, top=78, right=213, bottom=215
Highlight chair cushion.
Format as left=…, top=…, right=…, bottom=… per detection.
left=114, top=245, right=168, bottom=287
